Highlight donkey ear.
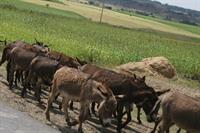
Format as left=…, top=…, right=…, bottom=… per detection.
left=156, top=89, right=170, bottom=96
left=35, top=38, right=42, bottom=45
left=142, top=76, right=146, bottom=82
left=35, top=38, right=39, bottom=43
left=97, top=85, right=108, bottom=98
left=56, top=55, right=62, bottom=61
left=4, top=38, right=7, bottom=46
left=0, top=38, right=7, bottom=46
left=43, top=45, right=49, bottom=48
left=133, top=74, right=137, bottom=79
left=75, top=57, right=81, bottom=62
left=48, top=43, right=52, bottom=47
left=75, top=57, right=87, bottom=66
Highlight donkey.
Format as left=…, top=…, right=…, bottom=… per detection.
left=45, top=67, right=117, bottom=133
left=152, top=92, right=200, bottom=133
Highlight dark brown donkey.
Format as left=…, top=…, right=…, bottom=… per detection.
left=79, top=64, right=147, bottom=119
left=48, top=51, right=87, bottom=68
left=80, top=64, right=169, bottom=133
left=24, top=56, right=63, bottom=102
left=8, top=43, right=49, bottom=90
left=79, top=64, right=147, bottom=123
left=0, top=40, right=28, bottom=82
left=25, top=51, right=87, bottom=102
left=0, top=39, right=49, bottom=86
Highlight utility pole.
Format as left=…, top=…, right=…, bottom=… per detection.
left=100, top=0, right=105, bottom=23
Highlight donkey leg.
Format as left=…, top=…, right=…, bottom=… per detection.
left=91, top=102, right=96, bottom=116
left=78, top=102, right=89, bottom=133
left=137, top=106, right=142, bottom=124
left=21, top=70, right=32, bottom=97
left=121, top=105, right=132, bottom=129
left=69, top=101, right=74, bottom=110
left=35, top=79, right=42, bottom=103
left=45, top=87, right=58, bottom=121
left=8, top=64, right=14, bottom=89
left=116, top=103, right=125, bottom=133
left=177, top=128, right=181, bottom=133
left=62, top=97, right=71, bottom=126
left=6, top=60, right=11, bottom=82
left=151, top=116, right=162, bottom=133
left=158, top=118, right=173, bottom=133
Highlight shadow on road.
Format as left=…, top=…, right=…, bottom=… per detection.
left=0, top=75, right=148, bottom=133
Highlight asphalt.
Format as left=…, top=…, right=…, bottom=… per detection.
left=0, top=102, right=60, bottom=133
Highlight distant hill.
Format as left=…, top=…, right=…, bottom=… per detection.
left=88, top=0, right=200, bottom=26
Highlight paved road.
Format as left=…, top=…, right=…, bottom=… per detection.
left=0, top=102, right=60, bottom=133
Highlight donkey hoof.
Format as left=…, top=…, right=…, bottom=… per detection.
left=37, top=98, right=41, bottom=103
left=45, top=113, right=50, bottom=121
left=59, top=105, right=62, bottom=110
left=69, top=106, right=74, bottom=111
left=78, top=128, right=84, bottom=133
left=138, top=121, right=142, bottom=125
left=21, top=93, right=25, bottom=98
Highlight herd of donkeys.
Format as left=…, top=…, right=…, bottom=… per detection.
left=0, top=39, right=199, bottom=133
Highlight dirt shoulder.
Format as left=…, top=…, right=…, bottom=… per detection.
left=0, top=64, right=199, bottom=133
left=0, top=65, right=149, bottom=133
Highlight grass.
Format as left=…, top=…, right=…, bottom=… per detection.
left=115, top=9, right=200, bottom=36
left=22, top=0, right=200, bottom=38
left=155, top=19, right=200, bottom=35
left=0, top=0, right=200, bottom=78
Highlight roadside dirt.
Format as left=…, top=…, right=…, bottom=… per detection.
left=0, top=63, right=199, bottom=133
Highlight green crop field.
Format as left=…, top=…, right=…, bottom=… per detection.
left=0, top=0, right=200, bottom=78
left=23, top=0, right=200, bottom=38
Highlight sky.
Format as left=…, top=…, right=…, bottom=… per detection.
left=155, top=0, right=200, bottom=11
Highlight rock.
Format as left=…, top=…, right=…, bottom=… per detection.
left=116, top=56, right=176, bottom=78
